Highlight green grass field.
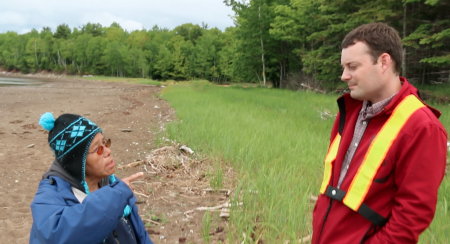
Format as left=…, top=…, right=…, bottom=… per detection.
left=160, top=81, right=450, bottom=243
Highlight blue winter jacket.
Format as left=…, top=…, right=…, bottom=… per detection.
left=29, top=175, right=153, bottom=244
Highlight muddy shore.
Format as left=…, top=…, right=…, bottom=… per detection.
left=0, top=76, right=231, bottom=243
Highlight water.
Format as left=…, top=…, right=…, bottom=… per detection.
left=0, top=77, right=42, bottom=86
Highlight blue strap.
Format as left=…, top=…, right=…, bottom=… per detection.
left=110, top=174, right=132, bottom=218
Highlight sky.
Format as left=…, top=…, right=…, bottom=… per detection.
left=0, top=0, right=236, bottom=34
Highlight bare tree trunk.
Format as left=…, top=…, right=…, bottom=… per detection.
left=254, top=70, right=262, bottom=86
left=57, top=50, right=61, bottom=67
left=259, top=5, right=266, bottom=87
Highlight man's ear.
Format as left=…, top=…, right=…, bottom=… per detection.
left=379, top=53, right=392, bottom=74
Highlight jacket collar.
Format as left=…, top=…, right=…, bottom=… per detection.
left=337, top=77, right=441, bottom=119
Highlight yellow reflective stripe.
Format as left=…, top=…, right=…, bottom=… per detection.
left=343, top=95, right=424, bottom=210
left=320, top=134, right=341, bottom=194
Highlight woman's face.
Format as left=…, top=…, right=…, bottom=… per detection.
left=85, top=133, right=115, bottom=182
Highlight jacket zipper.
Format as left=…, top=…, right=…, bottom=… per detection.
left=359, top=224, right=374, bottom=243
left=317, top=199, right=334, bottom=243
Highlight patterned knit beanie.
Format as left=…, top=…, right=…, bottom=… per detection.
left=39, top=112, right=102, bottom=193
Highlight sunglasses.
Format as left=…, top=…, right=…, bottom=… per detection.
left=88, top=138, right=111, bottom=155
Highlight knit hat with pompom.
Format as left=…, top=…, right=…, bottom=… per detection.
left=39, top=112, right=102, bottom=194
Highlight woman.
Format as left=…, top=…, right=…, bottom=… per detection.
left=30, top=113, right=153, bottom=244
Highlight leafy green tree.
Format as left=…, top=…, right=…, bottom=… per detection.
left=81, top=23, right=104, bottom=37
left=54, top=24, right=71, bottom=39
left=86, top=36, right=108, bottom=74
left=153, top=44, right=173, bottom=80
left=74, top=34, right=93, bottom=74
left=173, top=23, right=204, bottom=44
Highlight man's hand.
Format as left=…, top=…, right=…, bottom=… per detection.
left=121, top=172, right=144, bottom=191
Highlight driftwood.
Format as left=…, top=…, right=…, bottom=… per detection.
left=203, top=188, right=231, bottom=195
left=134, top=191, right=149, bottom=198
left=144, top=218, right=160, bottom=225
left=300, top=235, right=312, bottom=243
left=117, top=160, right=144, bottom=169
left=283, top=235, right=312, bottom=244
left=196, top=201, right=243, bottom=211
left=300, top=83, right=326, bottom=94
left=180, top=145, right=194, bottom=155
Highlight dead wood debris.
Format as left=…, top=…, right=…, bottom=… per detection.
left=144, top=143, right=200, bottom=179
left=283, top=234, right=312, bottom=244
left=117, top=160, right=144, bottom=169
left=310, top=194, right=318, bottom=202
left=317, top=110, right=335, bottom=120
left=300, top=83, right=326, bottom=94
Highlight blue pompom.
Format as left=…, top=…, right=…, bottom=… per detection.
left=39, top=112, right=55, bottom=131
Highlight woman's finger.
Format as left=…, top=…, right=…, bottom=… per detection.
left=125, top=172, right=144, bottom=182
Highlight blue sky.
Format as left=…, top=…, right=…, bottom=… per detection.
left=0, top=0, right=235, bottom=34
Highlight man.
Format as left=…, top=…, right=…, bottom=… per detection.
left=312, top=23, right=447, bottom=243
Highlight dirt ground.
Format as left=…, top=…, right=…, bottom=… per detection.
left=0, top=76, right=233, bottom=244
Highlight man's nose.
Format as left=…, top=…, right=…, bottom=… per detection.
left=341, top=69, right=351, bottom=81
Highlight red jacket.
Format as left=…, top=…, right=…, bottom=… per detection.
left=312, top=78, right=447, bottom=243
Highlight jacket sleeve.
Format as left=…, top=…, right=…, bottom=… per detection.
left=130, top=202, right=154, bottom=244
left=366, top=123, right=447, bottom=243
left=30, top=178, right=133, bottom=244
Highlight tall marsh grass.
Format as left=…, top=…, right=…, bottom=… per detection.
left=161, top=81, right=450, bottom=243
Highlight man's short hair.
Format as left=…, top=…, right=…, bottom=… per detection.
left=342, top=22, right=403, bottom=75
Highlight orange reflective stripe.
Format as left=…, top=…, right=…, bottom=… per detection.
left=343, top=95, right=425, bottom=210
left=320, top=134, right=341, bottom=194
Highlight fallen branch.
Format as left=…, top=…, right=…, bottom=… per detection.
left=117, top=160, right=144, bottom=169
left=143, top=164, right=157, bottom=174
left=160, top=196, right=170, bottom=202
left=134, top=192, right=149, bottom=198
left=203, top=188, right=230, bottom=194
left=196, top=202, right=243, bottom=211
left=180, top=145, right=194, bottom=155
left=219, top=211, right=230, bottom=218
left=300, top=235, right=311, bottom=243
left=144, top=219, right=160, bottom=225
left=300, top=83, right=326, bottom=94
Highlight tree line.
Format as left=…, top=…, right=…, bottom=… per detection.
left=0, top=0, right=449, bottom=89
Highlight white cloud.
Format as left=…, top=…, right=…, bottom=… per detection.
left=19, top=28, right=32, bottom=34
left=0, top=11, right=28, bottom=26
left=0, top=0, right=234, bottom=33
left=80, top=13, right=144, bottom=31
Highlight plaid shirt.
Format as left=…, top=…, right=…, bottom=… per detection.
left=337, top=93, right=397, bottom=188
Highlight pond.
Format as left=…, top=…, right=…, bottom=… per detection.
left=0, top=76, right=42, bottom=86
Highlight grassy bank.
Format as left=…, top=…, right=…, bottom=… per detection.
left=78, top=75, right=163, bottom=86
left=161, top=81, right=450, bottom=243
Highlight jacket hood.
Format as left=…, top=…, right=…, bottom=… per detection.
left=43, top=160, right=110, bottom=192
